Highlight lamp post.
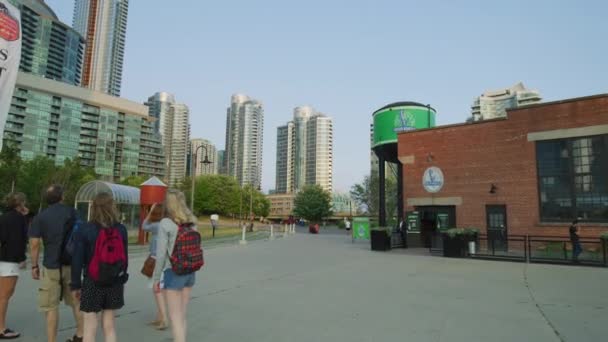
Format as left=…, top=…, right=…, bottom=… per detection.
left=246, top=183, right=260, bottom=232
left=190, top=144, right=212, bottom=212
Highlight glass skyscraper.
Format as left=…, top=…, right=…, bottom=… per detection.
left=224, top=94, right=264, bottom=188
left=73, top=0, right=129, bottom=96
left=275, top=106, right=333, bottom=194
left=8, top=0, right=85, bottom=86
left=3, top=72, right=165, bottom=180
left=144, top=93, right=190, bottom=186
left=471, top=82, right=542, bottom=121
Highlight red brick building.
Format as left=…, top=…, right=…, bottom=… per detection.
left=397, top=94, right=608, bottom=247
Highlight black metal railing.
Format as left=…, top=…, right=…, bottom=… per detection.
left=471, top=234, right=527, bottom=262
left=432, top=233, right=608, bottom=267
left=527, top=236, right=605, bottom=266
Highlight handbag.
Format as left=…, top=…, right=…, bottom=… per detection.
left=141, top=256, right=156, bottom=278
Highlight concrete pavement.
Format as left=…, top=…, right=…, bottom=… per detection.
left=8, top=228, right=607, bottom=341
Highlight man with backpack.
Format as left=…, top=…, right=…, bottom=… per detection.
left=29, top=185, right=84, bottom=342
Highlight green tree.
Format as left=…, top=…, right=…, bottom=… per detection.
left=293, top=185, right=333, bottom=223
left=240, top=184, right=271, bottom=218
left=50, top=158, right=97, bottom=207
left=190, top=175, right=242, bottom=217
left=0, top=140, right=22, bottom=195
left=18, top=156, right=57, bottom=211
left=350, top=172, right=397, bottom=219
left=119, top=175, right=147, bottom=187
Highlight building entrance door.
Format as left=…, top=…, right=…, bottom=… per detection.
left=486, top=205, right=508, bottom=252
left=413, top=206, right=456, bottom=249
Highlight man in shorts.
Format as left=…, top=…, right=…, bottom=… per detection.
left=30, top=185, right=83, bottom=342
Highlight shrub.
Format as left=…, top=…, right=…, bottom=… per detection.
left=445, top=228, right=480, bottom=238
left=372, top=226, right=391, bottom=236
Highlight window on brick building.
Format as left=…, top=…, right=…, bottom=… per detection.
left=536, top=134, right=608, bottom=222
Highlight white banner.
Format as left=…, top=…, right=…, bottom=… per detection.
left=0, top=0, right=21, bottom=150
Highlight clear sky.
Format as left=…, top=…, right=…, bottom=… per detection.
left=46, top=0, right=607, bottom=193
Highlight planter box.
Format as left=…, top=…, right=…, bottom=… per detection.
left=309, top=224, right=319, bottom=234
left=371, top=230, right=391, bottom=251
left=442, top=234, right=467, bottom=257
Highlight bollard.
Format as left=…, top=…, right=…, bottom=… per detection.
left=270, top=224, right=275, bottom=240
left=239, top=224, right=247, bottom=245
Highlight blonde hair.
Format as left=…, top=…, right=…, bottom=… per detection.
left=163, top=189, right=197, bottom=225
left=90, top=192, right=120, bottom=227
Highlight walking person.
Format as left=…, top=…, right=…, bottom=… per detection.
left=153, top=190, right=204, bottom=342
left=70, top=192, right=129, bottom=342
left=210, top=214, right=219, bottom=238
left=0, top=193, right=29, bottom=339
left=142, top=203, right=168, bottom=330
left=570, top=219, right=582, bottom=263
left=29, top=185, right=84, bottom=342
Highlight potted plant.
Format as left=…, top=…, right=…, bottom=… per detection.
left=442, top=228, right=478, bottom=257
left=371, top=227, right=391, bottom=251
left=309, top=223, right=320, bottom=234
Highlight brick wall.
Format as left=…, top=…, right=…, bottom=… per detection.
left=398, top=94, right=608, bottom=238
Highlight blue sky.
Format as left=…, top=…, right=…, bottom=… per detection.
left=46, top=0, right=607, bottom=192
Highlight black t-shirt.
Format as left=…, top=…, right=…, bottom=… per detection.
left=29, top=203, right=77, bottom=269
left=569, top=225, right=579, bottom=243
left=0, top=210, right=28, bottom=263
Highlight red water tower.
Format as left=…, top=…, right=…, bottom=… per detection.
left=138, top=177, right=168, bottom=244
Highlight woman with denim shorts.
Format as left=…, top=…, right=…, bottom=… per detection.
left=142, top=203, right=168, bottom=330
left=153, top=190, right=198, bottom=342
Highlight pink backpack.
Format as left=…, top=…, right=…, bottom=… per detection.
left=88, top=227, right=127, bottom=286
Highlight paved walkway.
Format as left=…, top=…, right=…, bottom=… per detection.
left=9, top=228, right=607, bottom=341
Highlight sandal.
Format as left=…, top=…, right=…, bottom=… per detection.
left=147, top=320, right=161, bottom=326
left=0, top=329, right=20, bottom=339
left=155, top=321, right=169, bottom=331
left=66, top=335, right=83, bottom=342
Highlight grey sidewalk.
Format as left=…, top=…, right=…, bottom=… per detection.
left=8, top=229, right=607, bottom=342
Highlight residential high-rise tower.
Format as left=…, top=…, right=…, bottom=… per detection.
left=224, top=94, right=264, bottom=188
left=471, top=82, right=541, bottom=121
left=275, top=106, right=333, bottom=193
left=145, top=93, right=190, bottom=186
left=4, top=72, right=164, bottom=180
left=73, top=0, right=129, bottom=96
left=8, top=0, right=85, bottom=86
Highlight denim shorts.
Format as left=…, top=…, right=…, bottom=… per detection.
left=162, top=268, right=196, bottom=290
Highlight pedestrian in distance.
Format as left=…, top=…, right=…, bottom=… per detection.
left=29, top=185, right=84, bottom=342
left=345, top=218, right=351, bottom=231
left=71, top=192, right=129, bottom=342
left=210, top=214, right=219, bottom=238
left=0, top=193, right=29, bottom=340
left=141, top=203, right=168, bottom=330
left=570, top=219, right=582, bottom=263
left=153, top=190, right=204, bottom=342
